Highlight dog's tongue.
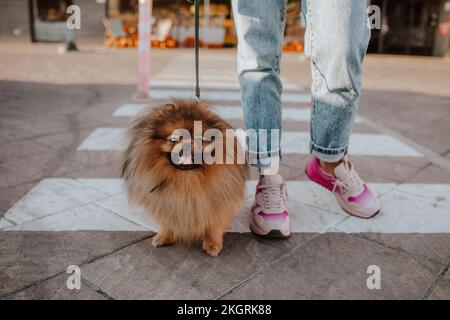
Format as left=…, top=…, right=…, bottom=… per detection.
left=178, top=155, right=193, bottom=165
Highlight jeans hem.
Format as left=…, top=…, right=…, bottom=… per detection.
left=310, top=142, right=347, bottom=163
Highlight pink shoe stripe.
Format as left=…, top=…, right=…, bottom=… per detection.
left=257, top=210, right=288, bottom=221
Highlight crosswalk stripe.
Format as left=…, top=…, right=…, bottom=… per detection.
left=77, top=128, right=423, bottom=157
left=150, top=80, right=304, bottom=92
left=154, top=75, right=241, bottom=81
left=149, top=89, right=311, bottom=103
left=2, top=178, right=449, bottom=233
left=113, top=104, right=362, bottom=124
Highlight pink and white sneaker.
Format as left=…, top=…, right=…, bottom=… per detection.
left=305, top=156, right=380, bottom=219
left=250, top=175, right=290, bottom=238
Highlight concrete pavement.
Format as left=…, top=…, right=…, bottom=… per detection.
left=1, top=43, right=450, bottom=299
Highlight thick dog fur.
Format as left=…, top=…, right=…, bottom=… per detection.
left=122, top=100, right=248, bottom=256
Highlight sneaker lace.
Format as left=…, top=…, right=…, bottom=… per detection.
left=332, top=165, right=364, bottom=195
left=260, top=183, right=286, bottom=212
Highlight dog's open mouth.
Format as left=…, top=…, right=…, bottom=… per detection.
left=172, top=163, right=202, bottom=170
left=167, top=153, right=203, bottom=171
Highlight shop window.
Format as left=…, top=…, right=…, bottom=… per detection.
left=119, top=0, right=138, bottom=15
left=37, top=0, right=72, bottom=22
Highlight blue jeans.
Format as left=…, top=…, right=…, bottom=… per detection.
left=232, top=0, right=371, bottom=164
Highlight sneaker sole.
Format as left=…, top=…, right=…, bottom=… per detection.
left=305, top=168, right=380, bottom=219
left=250, top=221, right=291, bottom=238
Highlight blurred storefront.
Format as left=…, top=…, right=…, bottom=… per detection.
left=17, top=0, right=303, bottom=51
left=105, top=0, right=236, bottom=48
left=1, top=0, right=448, bottom=56
left=368, top=0, right=450, bottom=56
left=29, top=0, right=74, bottom=42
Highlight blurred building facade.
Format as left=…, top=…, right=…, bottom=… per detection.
left=0, top=0, right=449, bottom=56
left=369, top=0, right=450, bottom=56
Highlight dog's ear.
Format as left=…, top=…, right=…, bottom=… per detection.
left=164, top=102, right=177, bottom=110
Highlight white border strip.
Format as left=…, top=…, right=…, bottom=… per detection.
left=3, top=179, right=449, bottom=233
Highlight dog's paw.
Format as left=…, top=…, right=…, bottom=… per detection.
left=152, top=233, right=174, bottom=247
left=202, top=241, right=222, bottom=257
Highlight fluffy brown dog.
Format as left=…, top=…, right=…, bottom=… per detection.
left=122, top=100, right=248, bottom=256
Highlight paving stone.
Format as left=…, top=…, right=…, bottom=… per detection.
left=429, top=273, right=450, bottom=300
left=358, top=91, right=450, bottom=157
left=0, top=125, right=35, bottom=144
left=0, top=139, right=53, bottom=163
left=0, top=182, right=35, bottom=213
left=281, top=154, right=309, bottom=172
left=81, top=233, right=286, bottom=299
left=349, top=156, right=428, bottom=183
left=57, top=162, right=121, bottom=179
left=243, top=232, right=318, bottom=252
left=247, top=163, right=305, bottom=181
left=0, top=231, right=152, bottom=297
left=52, top=151, right=121, bottom=178
left=401, top=115, right=450, bottom=156
left=222, top=233, right=443, bottom=299
left=2, top=151, right=62, bottom=182
left=5, top=274, right=107, bottom=300
left=445, top=152, right=450, bottom=162
left=0, top=166, right=30, bottom=189
left=404, top=164, right=450, bottom=184
left=355, top=233, right=450, bottom=266
left=359, top=91, right=450, bottom=134
left=34, top=129, right=93, bottom=151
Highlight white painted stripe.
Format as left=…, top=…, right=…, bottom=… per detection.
left=149, top=89, right=311, bottom=103
left=3, top=178, right=450, bottom=233
left=150, top=80, right=303, bottom=92
left=282, top=132, right=423, bottom=157
left=153, top=75, right=296, bottom=86
left=77, top=128, right=423, bottom=157
left=113, top=104, right=363, bottom=124
left=77, top=128, right=127, bottom=151
left=0, top=218, right=14, bottom=229
left=113, top=103, right=149, bottom=117
left=155, top=74, right=240, bottom=81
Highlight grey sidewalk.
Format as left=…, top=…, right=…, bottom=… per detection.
left=1, top=44, right=450, bottom=299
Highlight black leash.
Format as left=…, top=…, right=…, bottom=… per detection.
left=194, top=0, right=200, bottom=99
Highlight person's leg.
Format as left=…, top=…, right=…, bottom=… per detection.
left=232, top=0, right=286, bottom=171
left=232, top=0, right=290, bottom=237
left=303, top=0, right=380, bottom=218
left=303, top=0, right=369, bottom=161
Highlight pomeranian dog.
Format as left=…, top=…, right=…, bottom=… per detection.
left=122, top=100, right=248, bottom=256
